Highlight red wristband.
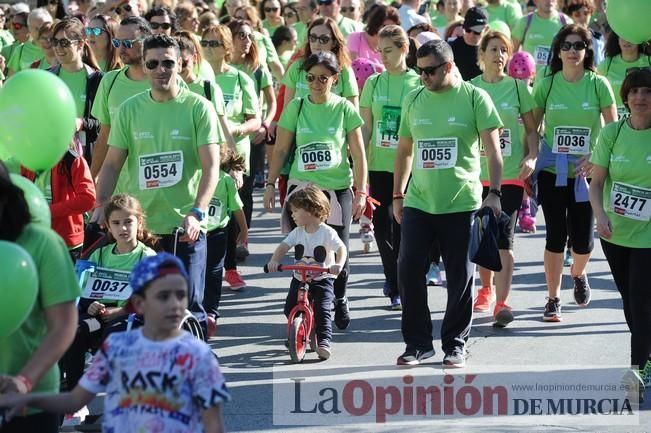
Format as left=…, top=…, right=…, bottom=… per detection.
left=354, top=190, right=367, bottom=197
left=15, top=374, right=33, bottom=393
left=392, top=193, right=405, bottom=199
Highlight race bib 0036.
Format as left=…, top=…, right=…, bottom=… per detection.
left=552, top=126, right=591, bottom=155
left=138, top=151, right=183, bottom=190
left=609, top=182, right=651, bottom=221
left=416, top=137, right=458, bottom=170
left=83, top=267, right=132, bottom=301
left=534, top=45, right=551, bottom=66
left=480, top=129, right=512, bottom=157
left=298, top=142, right=338, bottom=172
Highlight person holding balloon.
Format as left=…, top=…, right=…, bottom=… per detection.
left=0, top=162, right=79, bottom=433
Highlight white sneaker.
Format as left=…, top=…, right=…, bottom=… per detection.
left=62, top=405, right=89, bottom=426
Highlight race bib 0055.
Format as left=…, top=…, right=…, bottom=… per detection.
left=609, top=182, right=651, bottom=221
left=298, top=142, right=338, bottom=172
left=138, top=151, right=183, bottom=190
left=552, top=126, right=591, bottom=155
left=83, top=267, right=132, bottom=301
left=416, top=137, right=458, bottom=170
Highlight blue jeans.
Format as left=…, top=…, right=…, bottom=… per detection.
left=284, top=277, right=335, bottom=345
left=204, top=227, right=227, bottom=317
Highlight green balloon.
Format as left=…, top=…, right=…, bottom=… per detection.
left=9, top=174, right=51, bottom=227
left=0, top=69, right=76, bottom=172
left=489, top=20, right=511, bottom=39
left=606, top=0, right=651, bottom=44
left=0, top=241, right=38, bottom=338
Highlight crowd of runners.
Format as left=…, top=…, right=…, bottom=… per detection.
left=0, top=0, right=649, bottom=431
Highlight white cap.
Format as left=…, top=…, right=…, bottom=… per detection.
left=10, top=2, right=30, bottom=15
left=415, top=31, right=440, bottom=46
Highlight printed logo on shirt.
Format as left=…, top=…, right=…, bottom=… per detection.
left=611, top=155, right=630, bottom=163
left=414, top=118, right=432, bottom=125
left=328, top=127, right=336, bottom=134
left=133, top=131, right=154, bottom=140
left=528, top=33, right=545, bottom=41
left=298, top=127, right=312, bottom=134
left=448, top=116, right=456, bottom=122
left=582, top=102, right=597, bottom=110
left=170, top=129, right=191, bottom=141
left=646, top=155, right=651, bottom=163
left=549, top=103, right=568, bottom=110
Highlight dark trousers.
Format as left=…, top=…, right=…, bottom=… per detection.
left=225, top=176, right=253, bottom=270
left=601, top=240, right=651, bottom=368
left=204, top=227, right=227, bottom=317
left=284, top=277, right=335, bottom=344
left=398, top=207, right=475, bottom=354
left=0, top=411, right=59, bottom=433
left=369, top=171, right=400, bottom=296
left=160, top=232, right=207, bottom=321
left=250, top=141, right=266, bottom=179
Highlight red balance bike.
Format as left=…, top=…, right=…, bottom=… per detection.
left=264, top=259, right=329, bottom=363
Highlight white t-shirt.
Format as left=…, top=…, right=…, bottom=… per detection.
left=79, top=328, right=230, bottom=433
left=283, top=223, right=345, bottom=280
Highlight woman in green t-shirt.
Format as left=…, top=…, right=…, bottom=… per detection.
left=259, top=0, right=284, bottom=37
left=471, top=31, right=539, bottom=327
left=86, top=14, right=122, bottom=72
left=31, top=22, right=57, bottom=70
left=589, top=68, right=651, bottom=388
left=359, top=25, right=420, bottom=310
left=532, top=24, right=617, bottom=322
left=598, top=32, right=651, bottom=118
left=264, top=51, right=368, bottom=331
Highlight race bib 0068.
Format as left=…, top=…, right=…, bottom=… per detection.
left=552, top=126, right=591, bottom=155
left=609, top=182, right=651, bottom=221
left=138, top=151, right=183, bottom=190
left=416, top=138, right=458, bottom=170
left=297, top=142, right=338, bottom=172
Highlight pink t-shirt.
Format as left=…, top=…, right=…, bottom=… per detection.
left=348, top=31, right=382, bottom=65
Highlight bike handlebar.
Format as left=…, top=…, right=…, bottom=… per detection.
left=263, top=264, right=330, bottom=274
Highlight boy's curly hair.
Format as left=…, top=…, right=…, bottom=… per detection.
left=220, top=146, right=246, bottom=172
left=287, top=185, right=331, bottom=223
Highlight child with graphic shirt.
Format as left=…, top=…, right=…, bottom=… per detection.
left=0, top=253, right=231, bottom=433
left=266, top=186, right=347, bottom=360
left=59, top=194, right=158, bottom=394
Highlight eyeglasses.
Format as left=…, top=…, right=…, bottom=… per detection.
left=235, top=31, right=253, bottom=41
left=200, top=39, right=223, bottom=47
left=283, top=11, right=297, bottom=18
left=467, top=29, right=482, bottom=36
left=626, top=66, right=651, bottom=75
left=150, top=22, right=172, bottom=30
left=308, top=34, right=331, bottom=45
left=560, top=41, right=587, bottom=51
left=115, top=4, right=133, bottom=15
left=340, top=6, right=356, bottom=13
left=11, top=22, right=25, bottom=30
left=415, top=62, right=447, bottom=76
left=85, top=27, right=105, bottom=36
left=305, top=73, right=332, bottom=84
left=144, top=59, right=176, bottom=70
left=50, top=37, right=79, bottom=48
left=264, top=7, right=279, bottom=12
left=111, top=37, right=141, bottom=48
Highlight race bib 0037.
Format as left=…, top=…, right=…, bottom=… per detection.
left=298, top=142, right=338, bottom=172
left=552, top=126, right=591, bottom=155
left=83, top=267, right=132, bottom=301
left=138, top=151, right=183, bottom=190
left=416, top=137, right=458, bottom=170
left=609, top=182, right=651, bottom=221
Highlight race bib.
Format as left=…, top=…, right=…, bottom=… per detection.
left=375, top=121, right=399, bottom=149
left=609, top=182, right=651, bottom=221
left=375, top=106, right=401, bottom=149
left=534, top=46, right=551, bottom=66
left=206, top=197, right=223, bottom=227
left=83, top=267, right=132, bottom=301
left=617, top=106, right=628, bottom=120
left=552, top=127, right=591, bottom=155
left=138, top=151, right=183, bottom=190
left=480, top=129, right=512, bottom=157
left=416, top=138, right=458, bottom=170
left=297, top=142, right=338, bottom=172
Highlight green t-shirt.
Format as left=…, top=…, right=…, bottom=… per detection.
left=359, top=69, right=421, bottom=172
left=1, top=41, right=19, bottom=65
left=84, top=242, right=156, bottom=306
left=187, top=77, right=226, bottom=116
left=263, top=19, right=282, bottom=37
left=470, top=75, right=535, bottom=181
left=591, top=120, right=651, bottom=248
left=533, top=71, right=615, bottom=177
left=205, top=170, right=243, bottom=231
left=431, top=14, right=458, bottom=36
left=59, top=68, right=88, bottom=118
left=91, top=67, right=151, bottom=125
left=486, top=2, right=523, bottom=29
left=197, top=58, right=216, bottom=83
left=215, top=65, right=258, bottom=172
left=7, top=40, right=44, bottom=72
left=108, top=87, right=222, bottom=234
left=0, top=29, right=14, bottom=52
left=598, top=54, right=651, bottom=117
left=254, top=31, right=281, bottom=68
left=282, top=59, right=359, bottom=99
left=512, top=12, right=572, bottom=75
left=279, top=49, right=294, bottom=69
left=397, top=81, right=503, bottom=214
left=293, top=21, right=308, bottom=47
left=0, top=224, right=80, bottom=396
left=336, top=15, right=363, bottom=39
left=279, top=94, right=363, bottom=190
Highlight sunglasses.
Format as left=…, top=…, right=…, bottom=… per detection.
left=11, top=22, right=25, bottom=30
left=115, top=4, right=133, bottom=14
left=144, top=59, right=176, bottom=70
left=235, top=31, right=253, bottom=41
left=467, top=29, right=482, bottom=36
left=111, top=37, right=141, bottom=48
left=625, top=66, right=651, bottom=75
left=340, top=6, right=356, bottom=13
left=415, top=62, right=447, bottom=76
left=284, top=11, right=297, bottom=17
left=308, top=34, right=331, bottom=45
left=560, top=41, right=587, bottom=51
left=150, top=22, right=172, bottom=30
left=85, top=27, right=105, bottom=36
left=51, top=37, right=79, bottom=48
left=200, top=39, right=223, bottom=47
left=264, top=7, right=279, bottom=12
left=305, top=73, right=332, bottom=84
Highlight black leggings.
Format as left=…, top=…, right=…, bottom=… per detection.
left=482, top=185, right=523, bottom=250
left=537, top=171, right=594, bottom=254
left=1, top=411, right=59, bottom=433
left=369, top=171, right=400, bottom=296
left=225, top=174, right=253, bottom=271
left=601, top=240, right=651, bottom=368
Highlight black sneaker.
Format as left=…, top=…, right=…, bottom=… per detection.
left=573, top=274, right=591, bottom=306
left=543, top=297, right=562, bottom=322
left=443, top=350, right=466, bottom=368
left=397, top=348, right=435, bottom=366
left=334, top=297, right=350, bottom=330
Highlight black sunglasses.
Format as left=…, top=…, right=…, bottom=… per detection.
left=200, top=39, right=222, bottom=48
left=50, top=37, right=79, bottom=48
left=115, top=4, right=133, bottom=14
left=340, top=6, right=356, bottom=13
left=308, top=34, right=331, bottom=45
left=235, top=31, right=253, bottom=41
left=415, top=62, right=447, bottom=76
left=305, top=73, right=332, bottom=84
left=144, top=59, right=176, bottom=70
left=150, top=22, right=172, bottom=30
left=560, top=41, right=587, bottom=51
left=264, top=7, right=279, bottom=12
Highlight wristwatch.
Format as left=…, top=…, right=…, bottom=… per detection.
left=488, top=188, right=502, bottom=198
left=189, top=207, right=206, bottom=222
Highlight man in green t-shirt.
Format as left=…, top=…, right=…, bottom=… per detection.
left=92, top=35, right=223, bottom=329
left=393, top=40, right=503, bottom=368
left=5, top=8, right=49, bottom=76
left=317, top=0, right=363, bottom=39
left=294, top=0, right=319, bottom=46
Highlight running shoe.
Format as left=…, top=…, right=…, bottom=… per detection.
left=443, top=349, right=466, bottom=368
left=641, top=360, right=651, bottom=387
left=390, top=295, right=402, bottom=310
left=572, top=274, right=591, bottom=307
left=493, top=302, right=514, bottom=328
left=543, top=297, right=562, bottom=322
left=224, top=269, right=246, bottom=290
left=396, top=348, right=435, bottom=366
left=564, top=249, right=574, bottom=267
left=426, top=263, right=443, bottom=286
left=236, top=242, right=250, bottom=261
left=62, top=405, right=89, bottom=427
left=473, top=286, right=495, bottom=312
left=334, top=297, right=350, bottom=330
left=317, top=342, right=332, bottom=360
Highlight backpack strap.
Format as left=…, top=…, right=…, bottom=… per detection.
left=203, top=80, right=212, bottom=101
left=542, top=73, right=556, bottom=115
left=521, top=12, right=535, bottom=46
left=254, top=66, right=263, bottom=93
left=514, top=78, right=522, bottom=112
